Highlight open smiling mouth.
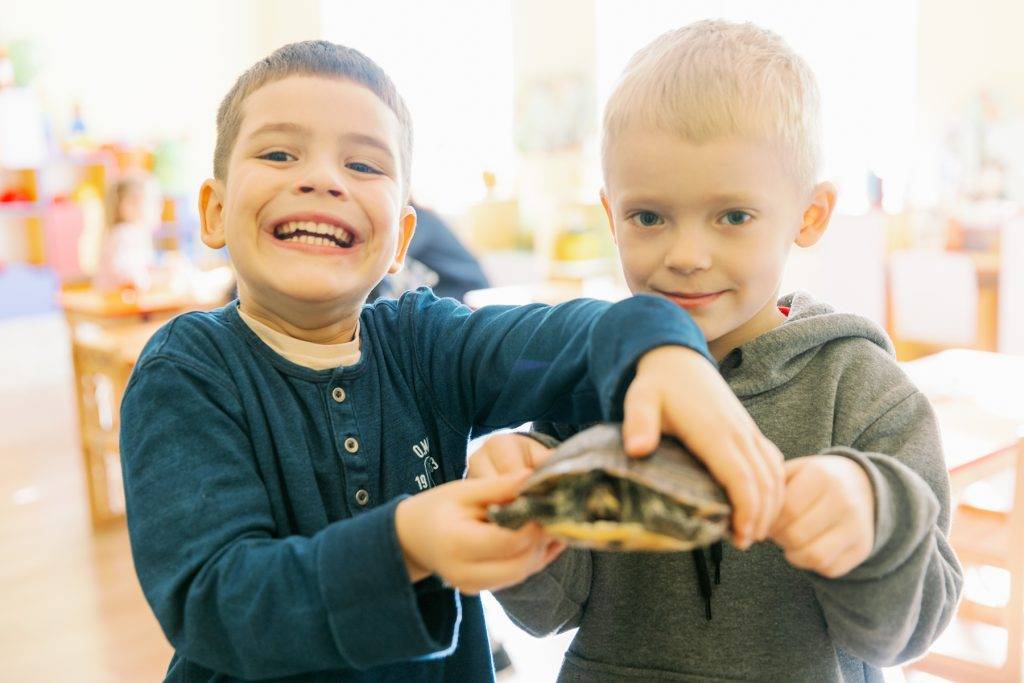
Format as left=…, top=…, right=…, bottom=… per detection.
left=272, top=221, right=355, bottom=248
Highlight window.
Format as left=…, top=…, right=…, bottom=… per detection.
left=321, top=0, right=516, bottom=212
left=595, top=0, right=918, bottom=212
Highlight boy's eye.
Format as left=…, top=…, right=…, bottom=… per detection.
left=347, top=162, right=382, bottom=175
left=631, top=211, right=664, bottom=228
left=721, top=210, right=753, bottom=226
left=258, top=151, right=295, bottom=163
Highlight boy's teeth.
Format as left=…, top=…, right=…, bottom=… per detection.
left=274, top=220, right=354, bottom=247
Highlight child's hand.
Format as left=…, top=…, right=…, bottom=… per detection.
left=394, top=472, right=564, bottom=594
left=624, top=345, right=785, bottom=549
left=466, top=434, right=554, bottom=478
left=769, top=455, right=875, bottom=578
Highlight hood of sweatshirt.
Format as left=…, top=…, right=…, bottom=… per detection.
left=719, top=291, right=894, bottom=398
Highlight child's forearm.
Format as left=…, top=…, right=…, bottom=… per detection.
left=806, top=447, right=961, bottom=666
left=804, top=389, right=963, bottom=666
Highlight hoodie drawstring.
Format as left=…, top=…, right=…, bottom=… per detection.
left=691, top=549, right=713, bottom=620
left=711, top=541, right=723, bottom=585
left=691, top=541, right=724, bottom=620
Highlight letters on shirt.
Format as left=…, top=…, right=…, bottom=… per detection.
left=412, top=437, right=438, bottom=490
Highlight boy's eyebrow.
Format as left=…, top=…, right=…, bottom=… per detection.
left=247, top=122, right=309, bottom=138
left=341, top=132, right=395, bottom=159
left=703, top=192, right=767, bottom=206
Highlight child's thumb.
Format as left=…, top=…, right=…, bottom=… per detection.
left=461, top=470, right=532, bottom=505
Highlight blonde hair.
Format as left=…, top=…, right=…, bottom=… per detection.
left=602, top=20, right=822, bottom=189
left=214, top=40, right=413, bottom=195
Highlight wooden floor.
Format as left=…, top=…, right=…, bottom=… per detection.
left=0, top=313, right=171, bottom=682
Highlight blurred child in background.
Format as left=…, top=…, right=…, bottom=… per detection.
left=94, top=174, right=160, bottom=292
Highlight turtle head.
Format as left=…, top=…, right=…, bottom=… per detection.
left=582, top=479, right=622, bottom=522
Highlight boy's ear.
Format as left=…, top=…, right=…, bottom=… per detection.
left=794, top=181, right=837, bottom=248
left=600, top=190, right=618, bottom=244
left=199, top=178, right=227, bottom=249
left=387, top=204, right=417, bottom=274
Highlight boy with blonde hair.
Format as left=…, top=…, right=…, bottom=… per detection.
left=478, top=20, right=962, bottom=681
left=119, top=40, right=786, bottom=682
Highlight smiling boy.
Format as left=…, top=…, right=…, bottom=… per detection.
left=479, top=21, right=963, bottom=682
left=119, top=41, right=784, bottom=682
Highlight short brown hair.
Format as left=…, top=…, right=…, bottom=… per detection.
left=214, top=40, right=413, bottom=194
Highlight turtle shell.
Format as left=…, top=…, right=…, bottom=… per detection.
left=489, top=423, right=731, bottom=551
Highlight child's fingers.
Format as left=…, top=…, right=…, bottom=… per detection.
left=770, top=492, right=838, bottom=551
left=491, top=435, right=551, bottom=473
left=764, top=438, right=787, bottom=522
left=448, top=536, right=556, bottom=594
left=784, top=524, right=850, bottom=575
left=730, top=433, right=776, bottom=543
left=817, top=537, right=869, bottom=579
left=459, top=520, right=546, bottom=562
left=456, top=470, right=533, bottom=506
left=750, top=437, right=785, bottom=542
left=521, top=438, right=555, bottom=469
left=770, top=459, right=827, bottom=537
left=466, top=451, right=500, bottom=478
left=621, top=382, right=661, bottom=457
left=680, top=430, right=760, bottom=548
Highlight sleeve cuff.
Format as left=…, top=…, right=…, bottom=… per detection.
left=821, top=447, right=939, bottom=580
left=588, top=294, right=713, bottom=420
left=317, top=497, right=459, bottom=668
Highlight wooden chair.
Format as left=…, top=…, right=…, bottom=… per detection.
left=60, top=274, right=233, bottom=527
left=886, top=249, right=983, bottom=360
left=67, top=318, right=167, bottom=527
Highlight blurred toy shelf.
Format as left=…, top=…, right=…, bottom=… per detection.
left=0, top=148, right=202, bottom=319
left=0, top=63, right=209, bottom=319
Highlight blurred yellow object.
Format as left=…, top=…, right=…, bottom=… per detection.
left=73, top=181, right=106, bottom=275
left=465, top=171, right=522, bottom=251
left=466, top=199, right=521, bottom=251
left=553, top=228, right=601, bottom=261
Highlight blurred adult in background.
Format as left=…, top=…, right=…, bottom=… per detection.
left=370, top=202, right=489, bottom=302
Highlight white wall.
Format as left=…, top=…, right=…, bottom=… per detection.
left=1, top=0, right=321, bottom=186
left=913, top=0, right=1024, bottom=202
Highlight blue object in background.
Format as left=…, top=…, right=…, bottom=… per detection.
left=0, top=264, right=58, bottom=318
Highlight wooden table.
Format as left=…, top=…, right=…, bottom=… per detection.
left=901, top=349, right=1024, bottom=682
left=901, top=349, right=1024, bottom=490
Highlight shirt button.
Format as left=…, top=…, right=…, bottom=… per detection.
left=344, top=437, right=359, bottom=453
left=331, top=387, right=346, bottom=403
left=355, top=489, right=370, bottom=506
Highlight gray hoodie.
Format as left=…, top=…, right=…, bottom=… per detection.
left=494, top=292, right=963, bottom=682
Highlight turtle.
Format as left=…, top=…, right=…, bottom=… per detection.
left=488, top=423, right=731, bottom=552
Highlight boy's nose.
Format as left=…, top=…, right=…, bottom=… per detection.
left=296, top=165, right=348, bottom=199
left=298, top=184, right=344, bottom=198
left=664, top=231, right=713, bottom=273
